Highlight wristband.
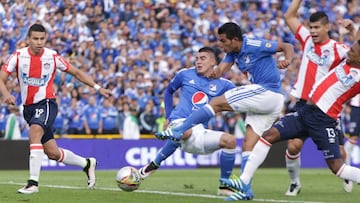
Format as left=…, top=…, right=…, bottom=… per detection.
left=94, top=84, right=101, bottom=91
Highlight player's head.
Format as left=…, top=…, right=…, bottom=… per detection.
left=195, top=47, right=217, bottom=76
left=217, top=22, right=243, bottom=53
left=308, top=11, right=329, bottom=44
left=346, top=40, right=360, bottom=66
left=27, top=23, right=47, bottom=55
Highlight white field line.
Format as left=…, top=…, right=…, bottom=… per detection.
left=1, top=181, right=335, bottom=203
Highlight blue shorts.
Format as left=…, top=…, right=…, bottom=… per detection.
left=289, top=99, right=344, bottom=145
left=349, top=106, right=360, bottom=137
left=23, top=99, right=57, bottom=144
left=274, top=104, right=341, bottom=160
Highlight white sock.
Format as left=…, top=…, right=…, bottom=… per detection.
left=344, top=140, right=356, bottom=165
left=29, top=144, right=45, bottom=182
left=336, top=164, right=360, bottom=183
left=240, top=138, right=271, bottom=184
left=58, top=148, right=87, bottom=168
left=285, top=149, right=301, bottom=184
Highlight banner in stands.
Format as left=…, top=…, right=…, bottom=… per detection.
left=38, top=138, right=360, bottom=170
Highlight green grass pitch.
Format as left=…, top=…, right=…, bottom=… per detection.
left=0, top=168, right=358, bottom=203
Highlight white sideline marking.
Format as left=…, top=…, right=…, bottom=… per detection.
left=1, top=181, right=334, bottom=203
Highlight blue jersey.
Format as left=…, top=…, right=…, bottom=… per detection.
left=165, top=67, right=235, bottom=124
left=223, top=36, right=281, bottom=93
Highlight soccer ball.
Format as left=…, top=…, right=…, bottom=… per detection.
left=115, top=166, right=141, bottom=192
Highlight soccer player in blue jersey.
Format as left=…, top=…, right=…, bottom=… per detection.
left=156, top=22, right=294, bottom=200
left=139, top=47, right=238, bottom=196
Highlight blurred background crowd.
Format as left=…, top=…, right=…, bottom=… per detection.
left=0, top=0, right=359, bottom=139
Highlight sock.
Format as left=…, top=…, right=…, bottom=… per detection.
left=241, top=138, right=271, bottom=184
left=58, top=148, right=87, bottom=168
left=241, top=151, right=251, bottom=173
left=336, top=164, right=360, bottom=183
left=29, top=144, right=45, bottom=182
left=220, top=149, right=236, bottom=179
left=154, top=140, right=180, bottom=166
left=285, top=149, right=301, bottom=184
left=175, top=104, right=215, bottom=133
left=344, top=140, right=356, bottom=165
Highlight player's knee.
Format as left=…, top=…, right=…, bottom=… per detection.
left=262, top=127, right=280, bottom=144
left=44, top=149, right=60, bottom=160
left=286, top=139, right=304, bottom=155
left=327, top=159, right=343, bottom=175
left=220, top=134, right=236, bottom=149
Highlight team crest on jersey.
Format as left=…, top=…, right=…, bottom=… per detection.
left=209, top=84, right=217, bottom=92
left=191, top=91, right=208, bottom=109
left=265, top=43, right=271, bottom=48
left=43, top=63, right=50, bottom=70
left=22, top=73, right=50, bottom=86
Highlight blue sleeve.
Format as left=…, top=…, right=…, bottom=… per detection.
left=258, top=38, right=278, bottom=54
left=164, top=71, right=183, bottom=119
left=222, top=53, right=235, bottom=63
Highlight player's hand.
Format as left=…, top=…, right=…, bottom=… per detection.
left=340, top=19, right=355, bottom=34
left=3, top=94, right=15, bottom=105
left=208, top=68, right=222, bottom=79
left=277, top=59, right=291, bottom=69
left=99, top=88, right=113, bottom=98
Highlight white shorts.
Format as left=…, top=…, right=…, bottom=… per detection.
left=169, top=119, right=223, bottom=154
left=224, top=84, right=284, bottom=136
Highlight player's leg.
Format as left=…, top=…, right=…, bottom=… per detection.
left=223, top=110, right=304, bottom=201
left=181, top=126, right=237, bottom=196
left=139, top=139, right=181, bottom=179
left=285, top=138, right=304, bottom=196
left=344, top=106, right=360, bottom=166
left=337, top=122, right=353, bottom=192
left=155, top=94, right=232, bottom=141
left=17, top=124, right=44, bottom=194
left=42, top=139, right=96, bottom=188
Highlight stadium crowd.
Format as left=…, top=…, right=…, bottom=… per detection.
left=0, top=0, right=359, bottom=139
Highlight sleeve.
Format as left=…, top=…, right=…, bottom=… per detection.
left=54, top=54, right=71, bottom=72
left=295, top=25, right=310, bottom=50
left=164, top=70, right=183, bottom=119
left=2, top=52, right=18, bottom=74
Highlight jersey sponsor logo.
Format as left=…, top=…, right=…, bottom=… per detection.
left=191, top=91, right=208, bottom=109
left=335, top=66, right=357, bottom=87
left=22, top=73, right=50, bottom=86
left=246, top=39, right=261, bottom=47
left=305, top=46, right=329, bottom=66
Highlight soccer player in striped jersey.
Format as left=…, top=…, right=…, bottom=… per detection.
left=222, top=27, right=360, bottom=201
left=0, top=23, right=112, bottom=194
left=156, top=22, right=294, bottom=200
left=284, top=0, right=356, bottom=195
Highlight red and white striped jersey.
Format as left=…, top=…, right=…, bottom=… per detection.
left=310, top=62, right=360, bottom=120
left=350, top=93, right=360, bottom=107
left=290, top=25, right=349, bottom=100
left=1, top=47, right=70, bottom=105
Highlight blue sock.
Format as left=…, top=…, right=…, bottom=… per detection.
left=154, top=140, right=180, bottom=166
left=220, top=150, right=236, bottom=179
left=175, top=104, right=215, bottom=133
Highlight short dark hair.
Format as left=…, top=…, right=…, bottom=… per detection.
left=309, top=11, right=329, bottom=24
left=27, top=23, right=46, bottom=37
left=198, top=46, right=219, bottom=63
left=218, top=22, right=243, bottom=41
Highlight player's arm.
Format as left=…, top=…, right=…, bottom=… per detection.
left=66, top=65, right=112, bottom=98
left=209, top=61, right=233, bottom=78
left=0, top=70, right=14, bottom=105
left=276, top=42, right=294, bottom=69
left=284, top=0, right=302, bottom=33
